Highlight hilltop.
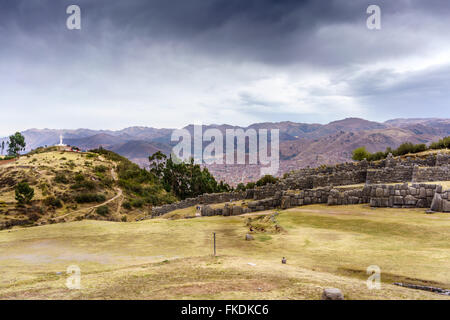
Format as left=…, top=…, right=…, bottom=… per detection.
left=0, top=147, right=176, bottom=229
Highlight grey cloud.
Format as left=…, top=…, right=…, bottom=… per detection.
left=0, top=0, right=450, bottom=135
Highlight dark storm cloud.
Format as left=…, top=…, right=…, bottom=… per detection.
left=0, top=0, right=438, bottom=66
left=2, top=0, right=450, bottom=68
left=0, top=0, right=449, bottom=135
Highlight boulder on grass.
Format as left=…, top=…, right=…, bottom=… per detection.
left=322, top=288, right=344, bottom=300
left=245, top=234, right=254, bottom=241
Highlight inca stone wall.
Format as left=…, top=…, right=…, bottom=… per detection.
left=368, top=183, right=440, bottom=208
left=151, top=191, right=248, bottom=216
left=412, top=165, right=450, bottom=182
left=150, top=152, right=450, bottom=217
left=366, top=166, right=414, bottom=184
left=430, top=189, right=450, bottom=212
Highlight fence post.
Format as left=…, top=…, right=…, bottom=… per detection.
left=213, top=232, right=216, bottom=256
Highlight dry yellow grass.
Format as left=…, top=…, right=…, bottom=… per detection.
left=0, top=204, right=448, bottom=300
left=0, top=151, right=119, bottom=225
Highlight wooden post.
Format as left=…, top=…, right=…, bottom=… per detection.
left=213, top=232, right=216, bottom=256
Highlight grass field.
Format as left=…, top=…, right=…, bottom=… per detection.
left=0, top=204, right=449, bottom=300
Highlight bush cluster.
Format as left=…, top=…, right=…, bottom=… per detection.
left=43, top=196, right=63, bottom=208
left=75, top=193, right=106, bottom=204
left=54, top=173, right=69, bottom=184
left=96, top=205, right=109, bottom=216
left=352, top=137, right=449, bottom=161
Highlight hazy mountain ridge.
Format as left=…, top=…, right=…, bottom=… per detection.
left=2, top=118, right=449, bottom=184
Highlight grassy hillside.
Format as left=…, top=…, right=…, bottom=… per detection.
left=0, top=204, right=448, bottom=299
left=0, top=147, right=176, bottom=229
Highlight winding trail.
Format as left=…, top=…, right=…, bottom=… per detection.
left=57, top=165, right=123, bottom=220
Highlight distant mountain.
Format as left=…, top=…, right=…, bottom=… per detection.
left=279, top=126, right=442, bottom=167
left=65, top=133, right=134, bottom=150
left=109, top=140, right=172, bottom=167
left=2, top=118, right=449, bottom=184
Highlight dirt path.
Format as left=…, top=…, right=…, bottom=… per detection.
left=111, top=165, right=123, bottom=215
left=57, top=165, right=123, bottom=220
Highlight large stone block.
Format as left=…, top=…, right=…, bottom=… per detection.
left=280, top=196, right=291, bottom=209
left=442, top=200, right=450, bottom=212
left=232, top=206, right=243, bottom=215
left=419, top=187, right=426, bottom=198
left=430, top=193, right=443, bottom=212
left=393, top=196, right=404, bottom=205
left=375, top=188, right=384, bottom=197
left=404, top=195, right=417, bottom=206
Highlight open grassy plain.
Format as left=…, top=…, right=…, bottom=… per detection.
left=0, top=204, right=448, bottom=299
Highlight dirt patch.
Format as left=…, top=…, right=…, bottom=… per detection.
left=289, top=208, right=375, bottom=216
left=0, top=159, right=16, bottom=166
left=337, top=267, right=450, bottom=290
left=164, top=279, right=279, bottom=297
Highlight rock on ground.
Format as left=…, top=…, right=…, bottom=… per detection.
left=322, top=288, right=344, bottom=300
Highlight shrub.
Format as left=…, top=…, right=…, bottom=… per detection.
left=75, top=193, right=106, bottom=204
left=85, top=153, right=97, bottom=159
left=352, top=147, right=370, bottom=161
left=122, top=201, right=132, bottom=210
left=256, top=175, right=278, bottom=187
left=96, top=205, right=109, bottom=216
left=54, top=173, right=69, bottom=184
left=100, top=178, right=114, bottom=188
left=70, top=180, right=96, bottom=191
left=74, top=173, right=85, bottom=182
left=43, top=196, right=63, bottom=208
left=66, top=160, right=76, bottom=169
left=94, top=165, right=108, bottom=173
left=245, top=182, right=256, bottom=189
left=15, top=182, right=34, bottom=205
left=130, top=198, right=144, bottom=208
left=367, top=151, right=385, bottom=161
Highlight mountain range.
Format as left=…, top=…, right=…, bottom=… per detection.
left=2, top=118, right=450, bottom=185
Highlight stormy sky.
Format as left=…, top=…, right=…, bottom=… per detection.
left=1, top=0, right=450, bottom=135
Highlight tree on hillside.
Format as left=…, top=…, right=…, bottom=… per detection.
left=148, top=151, right=167, bottom=179
left=7, top=132, right=26, bottom=157
left=15, top=182, right=34, bottom=205
left=149, top=152, right=231, bottom=200
left=1, top=141, right=4, bottom=155
left=352, top=147, right=370, bottom=161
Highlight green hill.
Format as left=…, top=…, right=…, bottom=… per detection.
left=0, top=147, right=176, bottom=229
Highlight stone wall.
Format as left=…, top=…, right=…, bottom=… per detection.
left=368, top=183, right=439, bottom=208
left=412, top=165, right=450, bottom=182
left=366, top=166, right=414, bottom=184
left=198, top=187, right=332, bottom=217
left=150, top=152, right=450, bottom=217
left=430, top=189, right=450, bottom=212
left=151, top=191, right=248, bottom=217
left=327, top=187, right=371, bottom=205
